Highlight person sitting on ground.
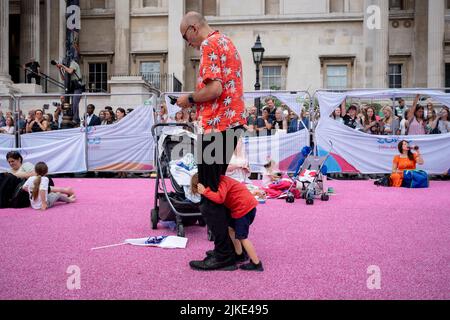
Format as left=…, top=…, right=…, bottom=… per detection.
left=390, top=140, right=424, bottom=188
left=381, top=106, right=399, bottom=135
left=407, top=94, right=426, bottom=135
left=6, top=151, right=72, bottom=195
left=0, top=117, right=15, bottom=135
left=192, top=173, right=263, bottom=272
left=22, top=162, right=76, bottom=211
left=6, top=151, right=36, bottom=179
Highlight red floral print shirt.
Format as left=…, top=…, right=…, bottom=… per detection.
left=196, top=31, right=246, bottom=133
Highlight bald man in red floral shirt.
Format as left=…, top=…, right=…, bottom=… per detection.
left=177, top=11, right=246, bottom=271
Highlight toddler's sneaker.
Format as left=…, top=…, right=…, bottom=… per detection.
left=239, top=261, right=264, bottom=272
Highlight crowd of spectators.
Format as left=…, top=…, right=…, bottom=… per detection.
left=332, top=95, right=449, bottom=135
left=0, top=100, right=133, bottom=135
left=156, top=97, right=310, bottom=136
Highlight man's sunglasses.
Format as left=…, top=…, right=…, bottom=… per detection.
left=182, top=25, right=194, bottom=42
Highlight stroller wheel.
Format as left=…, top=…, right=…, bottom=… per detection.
left=286, top=195, right=295, bottom=203
left=306, top=198, right=314, bottom=205
left=207, top=228, right=215, bottom=242
left=321, top=194, right=330, bottom=202
left=151, top=209, right=159, bottom=230
left=177, top=223, right=185, bottom=238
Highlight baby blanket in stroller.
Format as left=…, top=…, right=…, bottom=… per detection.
left=169, top=153, right=201, bottom=203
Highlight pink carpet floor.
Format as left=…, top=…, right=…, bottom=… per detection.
left=0, top=178, right=449, bottom=300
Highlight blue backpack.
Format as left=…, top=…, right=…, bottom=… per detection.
left=402, top=170, right=429, bottom=188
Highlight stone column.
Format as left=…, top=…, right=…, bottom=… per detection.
left=20, top=0, right=40, bottom=76
left=363, top=0, right=389, bottom=88
left=114, top=0, right=130, bottom=75
left=0, top=0, right=12, bottom=93
left=427, top=0, right=445, bottom=88
left=168, top=0, right=185, bottom=91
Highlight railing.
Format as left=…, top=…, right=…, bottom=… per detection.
left=22, top=67, right=66, bottom=93
left=141, top=73, right=183, bottom=92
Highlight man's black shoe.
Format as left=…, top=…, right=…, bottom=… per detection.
left=190, top=256, right=237, bottom=271
left=206, top=249, right=248, bottom=263
left=239, top=261, right=264, bottom=272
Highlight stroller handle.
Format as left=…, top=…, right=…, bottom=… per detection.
left=151, top=123, right=195, bottom=137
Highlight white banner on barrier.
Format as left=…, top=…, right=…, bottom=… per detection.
left=244, top=129, right=310, bottom=173
left=87, top=105, right=155, bottom=171
left=0, top=135, right=18, bottom=172
left=2, top=132, right=87, bottom=174
left=316, top=90, right=450, bottom=174
left=0, top=105, right=155, bottom=174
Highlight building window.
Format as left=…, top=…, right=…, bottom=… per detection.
left=326, top=65, right=348, bottom=90
left=90, top=0, right=106, bottom=9
left=330, top=0, right=345, bottom=13
left=389, top=64, right=402, bottom=88
left=186, top=0, right=217, bottom=16
left=143, top=0, right=159, bottom=7
left=265, top=0, right=280, bottom=15
left=389, top=0, right=404, bottom=10
left=262, top=66, right=282, bottom=90
left=88, top=63, right=108, bottom=92
left=140, top=61, right=161, bottom=89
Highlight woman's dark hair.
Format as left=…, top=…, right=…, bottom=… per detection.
left=6, top=151, right=23, bottom=163
left=32, top=162, right=48, bottom=201
left=442, top=106, right=450, bottom=121
left=364, top=106, right=377, bottom=124
left=414, top=105, right=425, bottom=120
left=116, top=107, right=126, bottom=116
left=398, top=140, right=414, bottom=161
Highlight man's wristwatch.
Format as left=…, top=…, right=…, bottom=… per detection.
left=188, top=94, right=195, bottom=104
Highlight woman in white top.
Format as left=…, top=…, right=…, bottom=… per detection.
left=22, top=162, right=76, bottom=210
left=0, top=116, right=15, bottom=135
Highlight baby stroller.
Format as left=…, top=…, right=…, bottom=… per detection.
left=284, top=144, right=333, bottom=205
left=151, top=123, right=212, bottom=239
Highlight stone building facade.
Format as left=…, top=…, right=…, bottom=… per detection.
left=0, top=0, right=449, bottom=95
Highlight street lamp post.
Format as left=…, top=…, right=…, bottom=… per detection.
left=251, top=35, right=265, bottom=116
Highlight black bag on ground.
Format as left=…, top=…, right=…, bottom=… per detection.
left=374, top=175, right=392, bottom=187
left=0, top=173, right=30, bottom=208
